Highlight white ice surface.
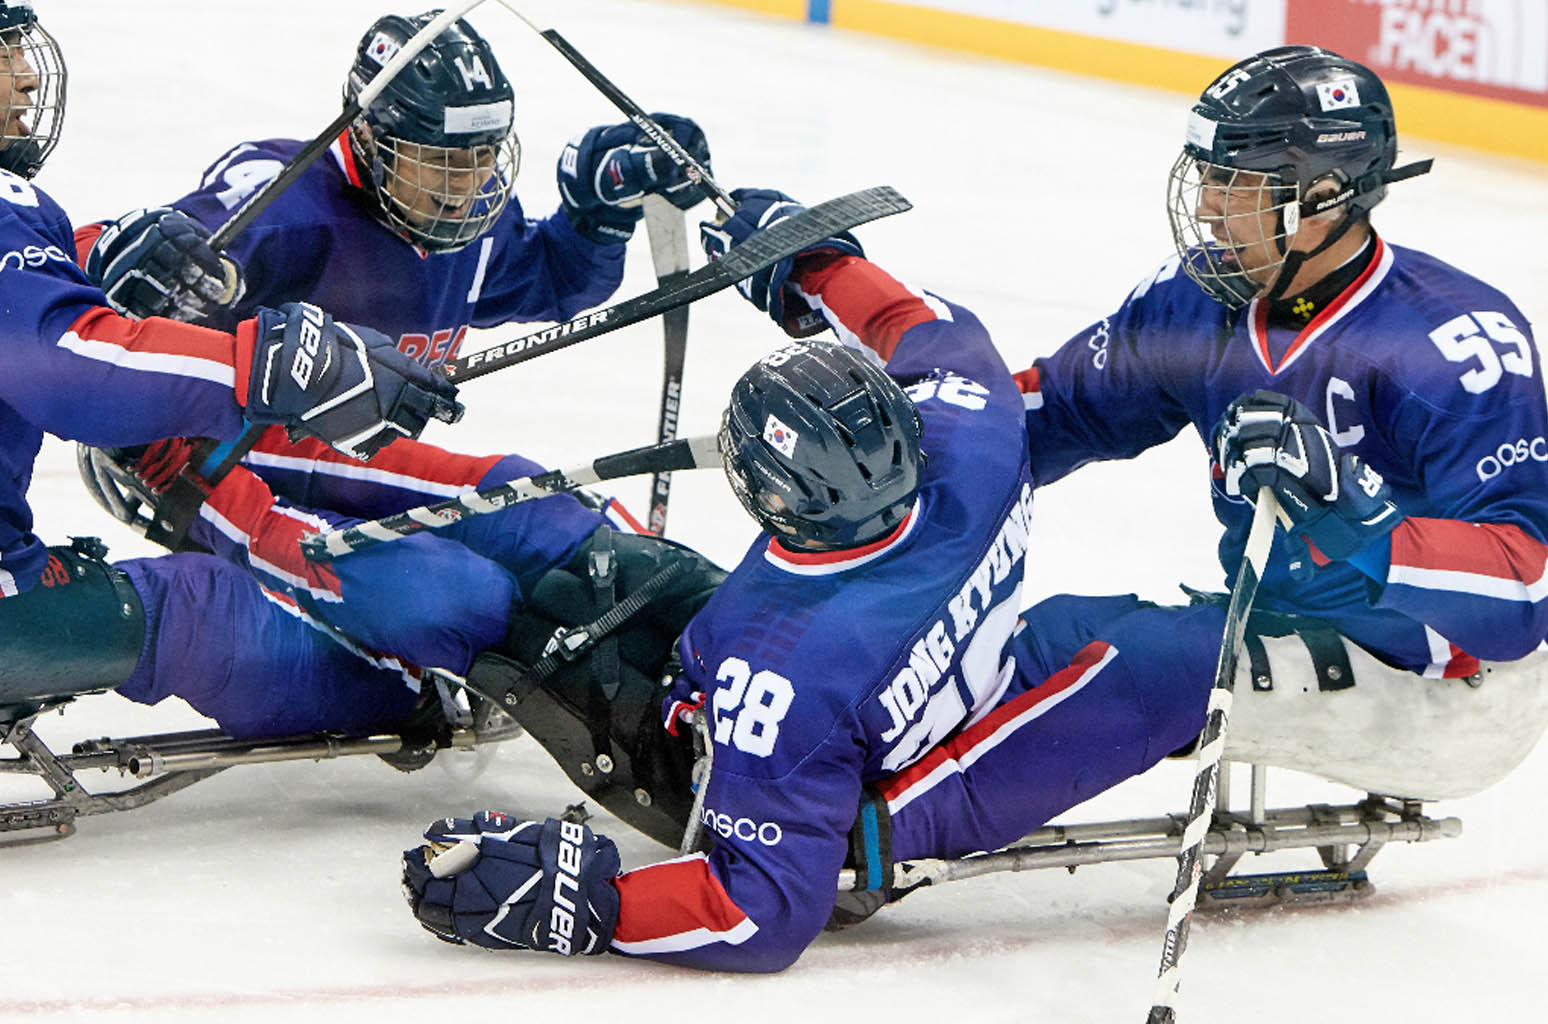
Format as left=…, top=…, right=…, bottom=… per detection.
left=5, top=2, right=1548, bottom=1021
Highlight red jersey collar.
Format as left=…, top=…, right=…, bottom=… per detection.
left=764, top=502, right=920, bottom=575
left=1247, top=235, right=1391, bottom=375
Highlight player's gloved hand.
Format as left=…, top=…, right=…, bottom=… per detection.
left=84, top=207, right=245, bottom=325
left=401, top=811, right=620, bottom=954
left=1213, top=390, right=1404, bottom=569
left=237, top=302, right=463, bottom=461
left=557, top=113, right=712, bottom=244
left=699, top=188, right=864, bottom=338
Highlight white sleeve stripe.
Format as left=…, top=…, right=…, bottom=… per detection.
left=243, top=450, right=476, bottom=498
left=1388, top=563, right=1548, bottom=602
left=467, top=236, right=494, bottom=304
left=609, top=916, right=758, bottom=955
left=57, top=331, right=236, bottom=387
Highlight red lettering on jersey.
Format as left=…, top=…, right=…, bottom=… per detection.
left=397, top=333, right=430, bottom=361
left=40, top=555, right=70, bottom=588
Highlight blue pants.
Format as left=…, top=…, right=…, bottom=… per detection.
left=116, top=553, right=420, bottom=739
left=884, top=594, right=1226, bottom=862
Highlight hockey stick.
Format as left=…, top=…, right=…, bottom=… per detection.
left=642, top=196, right=692, bottom=535
left=1145, top=490, right=1281, bottom=1024
left=98, top=5, right=493, bottom=550
left=299, top=434, right=722, bottom=561
left=440, top=185, right=912, bottom=383
left=491, top=2, right=734, bottom=217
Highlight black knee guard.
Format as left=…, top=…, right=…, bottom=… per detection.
left=467, top=527, right=726, bottom=848
left=0, top=538, right=146, bottom=710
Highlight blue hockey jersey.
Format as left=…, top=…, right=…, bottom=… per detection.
left=607, top=256, right=1040, bottom=971
left=1020, top=237, right=1548, bottom=676
left=153, top=134, right=626, bottom=366
left=1, top=169, right=248, bottom=597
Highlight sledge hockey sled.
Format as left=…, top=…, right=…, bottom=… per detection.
left=839, top=648, right=1548, bottom=908
left=0, top=675, right=522, bottom=848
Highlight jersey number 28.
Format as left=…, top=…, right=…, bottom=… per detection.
left=712, top=657, right=795, bottom=758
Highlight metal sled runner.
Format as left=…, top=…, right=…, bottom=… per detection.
left=0, top=686, right=523, bottom=848
left=838, top=763, right=1463, bottom=909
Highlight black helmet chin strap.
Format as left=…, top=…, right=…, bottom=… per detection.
left=1265, top=158, right=1432, bottom=303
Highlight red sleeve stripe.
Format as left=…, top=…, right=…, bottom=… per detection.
left=73, top=222, right=105, bottom=267
left=61, top=309, right=237, bottom=386
left=880, top=642, right=1117, bottom=815
left=796, top=254, right=940, bottom=361
left=610, top=853, right=757, bottom=954
left=1014, top=366, right=1044, bottom=410
left=202, top=471, right=343, bottom=602
left=1388, top=518, right=1548, bottom=602
left=247, top=432, right=504, bottom=496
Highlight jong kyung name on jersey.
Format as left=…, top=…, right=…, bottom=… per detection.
left=1019, top=235, right=1548, bottom=677
left=1, top=169, right=247, bottom=597
left=599, top=255, right=1040, bottom=972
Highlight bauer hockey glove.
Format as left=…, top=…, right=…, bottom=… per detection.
left=1213, top=390, right=1404, bottom=571
left=236, top=302, right=463, bottom=461
left=402, top=812, right=620, bottom=954
left=699, top=188, right=864, bottom=338
left=557, top=113, right=712, bottom=244
left=85, top=207, right=245, bottom=326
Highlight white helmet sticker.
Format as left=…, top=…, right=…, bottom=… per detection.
left=763, top=414, right=799, bottom=458
left=1316, top=78, right=1362, bottom=112
left=366, top=32, right=400, bottom=67
left=1185, top=111, right=1218, bottom=151
left=443, top=100, right=513, bottom=135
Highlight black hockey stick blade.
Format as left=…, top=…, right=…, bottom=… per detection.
left=300, top=433, right=722, bottom=561
left=441, top=185, right=912, bottom=384
left=643, top=196, right=692, bottom=535
left=1145, top=490, right=1281, bottom=1024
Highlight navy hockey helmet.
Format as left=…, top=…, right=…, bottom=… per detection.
left=719, top=342, right=923, bottom=551
left=1165, top=46, right=1432, bottom=308
left=344, top=10, right=520, bottom=252
left=0, top=1, right=65, bottom=179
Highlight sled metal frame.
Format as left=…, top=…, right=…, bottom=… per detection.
left=841, top=761, right=1463, bottom=904
left=0, top=696, right=523, bottom=848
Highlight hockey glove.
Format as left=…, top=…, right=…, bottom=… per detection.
left=402, top=812, right=620, bottom=954
left=699, top=188, right=864, bottom=338
left=85, top=207, right=245, bottom=326
left=1213, top=390, right=1404, bottom=567
left=557, top=113, right=712, bottom=245
left=237, top=302, right=463, bottom=461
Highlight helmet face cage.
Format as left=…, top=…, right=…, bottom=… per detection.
left=0, top=11, right=65, bottom=180
left=345, top=12, right=520, bottom=252
left=357, top=123, right=520, bottom=252
left=1166, top=150, right=1299, bottom=310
